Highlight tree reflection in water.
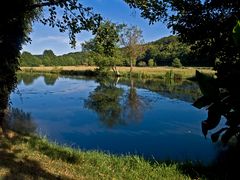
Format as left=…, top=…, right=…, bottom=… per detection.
left=85, top=77, right=147, bottom=127
left=17, top=72, right=58, bottom=86
left=0, top=72, right=37, bottom=136
left=123, top=78, right=145, bottom=123
left=6, top=108, right=37, bottom=135
left=84, top=77, right=124, bottom=128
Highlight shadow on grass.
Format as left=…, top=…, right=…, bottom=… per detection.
left=28, top=136, right=81, bottom=164
left=0, top=135, right=66, bottom=179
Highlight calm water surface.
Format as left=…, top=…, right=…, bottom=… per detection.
left=10, top=73, right=221, bottom=164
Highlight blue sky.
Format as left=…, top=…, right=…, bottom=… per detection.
left=22, top=0, right=171, bottom=55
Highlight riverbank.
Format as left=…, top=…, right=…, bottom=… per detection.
left=0, top=130, right=214, bottom=179
left=20, top=66, right=215, bottom=79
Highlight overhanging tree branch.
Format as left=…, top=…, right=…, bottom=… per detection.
left=28, top=0, right=68, bottom=10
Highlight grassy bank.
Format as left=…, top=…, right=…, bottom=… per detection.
left=20, top=66, right=215, bottom=79
left=0, top=131, right=215, bottom=179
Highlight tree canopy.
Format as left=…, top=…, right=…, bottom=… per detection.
left=82, top=21, right=121, bottom=75
left=20, top=35, right=207, bottom=67
left=119, top=25, right=144, bottom=73
left=124, top=0, right=240, bottom=71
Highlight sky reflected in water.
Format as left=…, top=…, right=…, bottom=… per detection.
left=10, top=74, right=220, bottom=164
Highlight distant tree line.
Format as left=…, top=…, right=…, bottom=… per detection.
left=20, top=35, right=211, bottom=68
left=20, top=50, right=95, bottom=67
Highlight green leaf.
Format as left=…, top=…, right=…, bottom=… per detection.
left=233, top=20, right=240, bottom=47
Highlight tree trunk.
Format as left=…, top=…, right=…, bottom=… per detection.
left=0, top=54, right=19, bottom=136
left=130, top=59, right=133, bottom=74
left=112, top=65, right=120, bottom=77
left=0, top=82, right=10, bottom=136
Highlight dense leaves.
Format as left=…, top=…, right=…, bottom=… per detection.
left=193, top=71, right=240, bottom=145
left=119, top=25, right=144, bottom=72
left=233, top=20, right=240, bottom=48
left=139, top=36, right=195, bottom=66
left=82, top=21, right=121, bottom=75
left=20, top=35, right=208, bottom=67
left=124, top=0, right=240, bottom=70
left=171, top=58, right=182, bottom=68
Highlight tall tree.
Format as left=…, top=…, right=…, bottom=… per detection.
left=42, top=49, right=57, bottom=66
left=0, top=0, right=102, bottom=134
left=82, top=21, right=121, bottom=76
left=119, top=25, right=144, bottom=73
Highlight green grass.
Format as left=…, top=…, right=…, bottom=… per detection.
left=0, top=132, right=212, bottom=179
left=20, top=66, right=215, bottom=79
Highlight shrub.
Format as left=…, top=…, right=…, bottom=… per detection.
left=172, top=58, right=182, bottom=68
left=148, top=59, right=155, bottom=67
left=138, top=61, right=146, bottom=67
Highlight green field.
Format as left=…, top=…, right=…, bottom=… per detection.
left=20, top=66, right=215, bottom=79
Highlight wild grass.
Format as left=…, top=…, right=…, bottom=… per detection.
left=0, top=131, right=211, bottom=179
left=20, top=66, right=215, bottom=79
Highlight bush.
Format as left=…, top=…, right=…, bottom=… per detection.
left=138, top=61, right=147, bottom=67
left=148, top=59, right=155, bottom=67
left=172, top=58, right=182, bottom=68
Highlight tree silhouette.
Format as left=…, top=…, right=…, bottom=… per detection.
left=125, top=0, right=240, bottom=146
left=0, top=0, right=102, bottom=134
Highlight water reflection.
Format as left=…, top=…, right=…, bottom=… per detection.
left=123, top=78, right=145, bottom=122
left=9, top=72, right=219, bottom=163
left=84, top=77, right=124, bottom=127
left=17, top=72, right=58, bottom=86
left=6, top=108, right=37, bottom=135
left=16, top=72, right=202, bottom=103
left=119, top=78, right=202, bottom=103
left=43, top=74, right=58, bottom=86
left=17, top=73, right=40, bottom=86
left=84, top=77, right=148, bottom=127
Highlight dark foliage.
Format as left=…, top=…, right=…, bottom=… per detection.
left=1, top=0, right=102, bottom=133
left=124, top=0, right=240, bottom=71
left=193, top=71, right=240, bottom=145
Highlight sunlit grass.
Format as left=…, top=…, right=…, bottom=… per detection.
left=0, top=131, right=208, bottom=179
left=20, top=66, right=215, bottom=79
